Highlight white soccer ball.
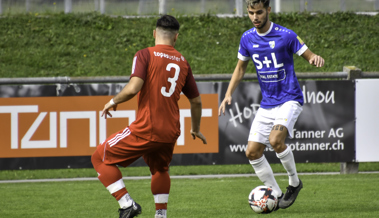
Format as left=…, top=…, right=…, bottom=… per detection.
left=248, top=186, right=278, bottom=214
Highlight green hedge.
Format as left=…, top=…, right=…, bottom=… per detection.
left=0, top=12, right=378, bottom=78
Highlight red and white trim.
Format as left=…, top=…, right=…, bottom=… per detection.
left=108, top=127, right=131, bottom=147
left=106, top=179, right=125, bottom=194
left=154, top=194, right=169, bottom=203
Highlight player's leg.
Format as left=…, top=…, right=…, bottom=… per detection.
left=270, top=101, right=303, bottom=209
left=269, top=125, right=300, bottom=187
left=246, top=141, right=283, bottom=198
left=247, top=108, right=283, bottom=198
left=92, top=148, right=140, bottom=215
left=143, top=142, right=175, bottom=218
left=91, top=127, right=143, bottom=217
left=151, top=171, right=170, bottom=218
left=270, top=126, right=303, bottom=209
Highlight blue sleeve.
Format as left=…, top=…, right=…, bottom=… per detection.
left=238, top=34, right=250, bottom=61
left=287, top=30, right=307, bottom=56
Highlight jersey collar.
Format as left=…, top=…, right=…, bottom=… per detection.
left=256, top=22, right=274, bottom=37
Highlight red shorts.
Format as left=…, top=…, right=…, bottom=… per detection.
left=95, top=127, right=175, bottom=174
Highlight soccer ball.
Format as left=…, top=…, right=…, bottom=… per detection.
left=248, top=186, right=278, bottom=214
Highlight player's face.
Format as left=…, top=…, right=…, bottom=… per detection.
left=247, top=4, right=271, bottom=31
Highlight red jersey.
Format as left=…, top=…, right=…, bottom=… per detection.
left=128, top=45, right=199, bottom=143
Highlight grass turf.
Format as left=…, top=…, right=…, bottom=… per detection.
left=0, top=173, right=378, bottom=217
left=1, top=162, right=379, bottom=180
left=1, top=12, right=378, bottom=78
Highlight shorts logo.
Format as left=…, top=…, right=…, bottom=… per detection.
left=277, top=118, right=288, bottom=122
left=269, top=41, right=275, bottom=49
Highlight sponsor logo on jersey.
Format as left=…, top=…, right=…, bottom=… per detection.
left=153, top=51, right=181, bottom=62
left=257, top=69, right=286, bottom=83
left=269, top=41, right=275, bottom=49
left=297, top=36, right=304, bottom=45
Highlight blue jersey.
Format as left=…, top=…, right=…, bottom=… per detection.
left=238, top=22, right=307, bottom=108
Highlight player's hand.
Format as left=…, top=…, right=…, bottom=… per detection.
left=190, top=130, right=207, bottom=144
left=218, top=96, right=232, bottom=116
left=101, top=102, right=118, bottom=119
left=309, top=55, right=325, bottom=67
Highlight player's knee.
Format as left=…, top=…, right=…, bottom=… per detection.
left=269, top=136, right=278, bottom=147
left=245, top=142, right=265, bottom=160
left=245, top=149, right=261, bottom=160
left=150, top=166, right=169, bottom=176
left=91, top=150, right=101, bottom=169
left=269, top=136, right=285, bottom=152
left=90, top=154, right=97, bottom=168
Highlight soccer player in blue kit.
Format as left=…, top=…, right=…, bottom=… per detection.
left=219, top=0, right=325, bottom=210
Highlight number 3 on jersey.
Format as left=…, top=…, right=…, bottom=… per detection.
left=161, top=63, right=180, bottom=97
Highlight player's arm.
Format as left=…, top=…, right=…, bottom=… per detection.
left=189, top=96, right=207, bottom=144
left=101, top=77, right=144, bottom=118
left=182, top=64, right=207, bottom=144
left=218, top=59, right=249, bottom=116
left=301, top=49, right=325, bottom=68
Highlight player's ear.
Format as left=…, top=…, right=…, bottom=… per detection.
left=267, top=6, right=271, bottom=14
left=153, top=29, right=156, bottom=38
left=174, top=33, right=179, bottom=42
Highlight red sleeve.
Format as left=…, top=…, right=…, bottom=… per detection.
left=182, top=63, right=200, bottom=99
left=130, top=48, right=150, bottom=80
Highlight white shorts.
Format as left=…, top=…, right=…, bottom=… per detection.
left=248, top=100, right=303, bottom=148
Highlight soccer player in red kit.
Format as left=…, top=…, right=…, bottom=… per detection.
left=91, top=15, right=207, bottom=218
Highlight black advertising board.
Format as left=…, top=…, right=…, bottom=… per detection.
left=209, top=80, right=355, bottom=165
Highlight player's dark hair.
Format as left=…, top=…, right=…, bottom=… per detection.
left=246, top=0, right=270, bottom=8
left=156, top=15, right=180, bottom=32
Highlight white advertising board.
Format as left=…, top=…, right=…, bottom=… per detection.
left=356, top=79, right=379, bottom=162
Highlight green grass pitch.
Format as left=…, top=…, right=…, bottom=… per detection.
left=1, top=173, right=378, bottom=217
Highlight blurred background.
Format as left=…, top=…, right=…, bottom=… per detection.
left=1, top=0, right=378, bottom=16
